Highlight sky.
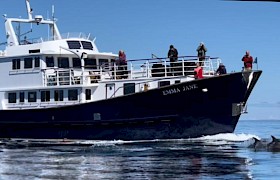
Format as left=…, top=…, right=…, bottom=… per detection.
left=0, top=0, right=280, bottom=120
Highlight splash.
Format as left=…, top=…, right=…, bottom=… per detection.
left=195, top=133, right=260, bottom=142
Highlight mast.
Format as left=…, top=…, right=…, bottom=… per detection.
left=25, top=0, right=33, bottom=20
left=52, top=5, right=55, bottom=40
left=5, top=0, right=62, bottom=47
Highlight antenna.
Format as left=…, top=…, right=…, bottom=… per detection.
left=52, top=5, right=55, bottom=40
left=47, top=11, right=49, bottom=40
left=25, top=0, right=33, bottom=20
left=2, top=14, right=7, bottom=20
left=25, top=0, right=33, bottom=38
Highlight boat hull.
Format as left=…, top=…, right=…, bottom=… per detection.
left=0, top=71, right=262, bottom=140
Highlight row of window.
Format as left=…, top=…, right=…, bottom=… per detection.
left=67, top=41, right=93, bottom=50
left=12, top=56, right=114, bottom=70
left=8, top=81, right=175, bottom=104
left=46, top=56, right=114, bottom=69
left=12, top=57, right=40, bottom=70
left=8, top=89, right=92, bottom=104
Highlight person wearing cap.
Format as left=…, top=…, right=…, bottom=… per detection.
left=242, top=51, right=253, bottom=71
left=216, top=63, right=227, bottom=75
left=196, top=42, right=207, bottom=66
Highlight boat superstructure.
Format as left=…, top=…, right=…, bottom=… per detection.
left=0, top=0, right=219, bottom=110
left=0, top=0, right=262, bottom=140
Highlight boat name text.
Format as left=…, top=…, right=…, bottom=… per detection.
left=162, top=84, right=198, bottom=96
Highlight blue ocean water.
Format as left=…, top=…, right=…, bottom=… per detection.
left=0, top=120, right=279, bottom=180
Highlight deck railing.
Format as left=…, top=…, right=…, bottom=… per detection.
left=19, top=32, right=93, bottom=45
left=43, top=56, right=221, bottom=87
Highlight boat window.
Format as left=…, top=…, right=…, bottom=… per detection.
left=84, top=58, right=97, bottom=69
left=41, top=90, right=50, bottom=102
left=99, top=59, right=109, bottom=66
left=81, top=41, right=93, bottom=50
left=46, top=56, right=54, bottom=67
left=8, top=92, right=17, bottom=103
left=28, top=91, right=37, bottom=102
left=72, top=58, right=81, bottom=68
left=24, top=57, right=33, bottom=69
left=58, top=57, right=69, bottom=68
left=29, top=49, right=40, bottom=54
left=34, top=57, right=40, bottom=68
left=19, top=92, right=25, bottom=103
left=159, top=81, right=170, bottom=87
left=68, top=89, right=78, bottom=101
left=67, top=41, right=81, bottom=49
left=54, top=90, right=64, bottom=101
left=124, top=83, right=135, bottom=95
left=85, top=89, right=91, bottom=100
left=175, top=80, right=181, bottom=84
left=12, top=59, right=21, bottom=70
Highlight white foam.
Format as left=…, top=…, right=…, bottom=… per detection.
left=194, top=133, right=260, bottom=142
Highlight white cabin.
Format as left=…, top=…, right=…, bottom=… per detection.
left=0, top=0, right=221, bottom=110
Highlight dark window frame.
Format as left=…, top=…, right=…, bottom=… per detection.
left=28, top=91, right=37, bottom=102
left=81, top=41, right=93, bottom=50
left=123, top=83, right=135, bottom=95
left=24, top=57, right=33, bottom=69
left=159, top=81, right=170, bottom=87
left=46, top=56, right=54, bottom=67
left=8, top=92, right=17, bottom=103
left=84, top=58, right=97, bottom=69
left=12, top=59, right=21, bottom=70
left=34, top=57, right=40, bottom=68
left=85, top=89, right=91, bottom=100
left=19, top=92, right=25, bottom=103
left=58, top=57, right=69, bottom=68
left=99, top=59, right=109, bottom=66
left=72, top=57, right=81, bottom=68
left=41, top=90, right=50, bottom=102
left=68, top=89, right=78, bottom=101
left=67, top=41, right=81, bottom=49
left=54, top=90, right=64, bottom=101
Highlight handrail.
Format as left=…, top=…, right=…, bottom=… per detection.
left=43, top=56, right=221, bottom=87
left=126, top=55, right=213, bottom=62
left=16, top=32, right=94, bottom=46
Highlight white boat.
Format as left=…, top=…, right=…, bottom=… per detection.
left=0, top=0, right=262, bottom=140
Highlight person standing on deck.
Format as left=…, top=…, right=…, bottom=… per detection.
left=118, top=50, right=128, bottom=78
left=194, top=62, right=203, bottom=79
left=168, top=45, right=178, bottom=75
left=119, top=50, right=127, bottom=65
left=242, top=50, right=253, bottom=71
left=196, top=42, right=207, bottom=66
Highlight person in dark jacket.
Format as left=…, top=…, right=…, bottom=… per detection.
left=216, top=63, right=227, bottom=75
left=196, top=42, right=207, bottom=66
left=242, top=50, right=253, bottom=71
left=168, top=45, right=178, bottom=62
left=168, top=45, right=178, bottom=75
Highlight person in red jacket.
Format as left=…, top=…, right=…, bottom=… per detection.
left=194, top=63, right=203, bottom=79
left=242, top=51, right=253, bottom=71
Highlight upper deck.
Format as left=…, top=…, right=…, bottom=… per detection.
left=42, top=56, right=221, bottom=87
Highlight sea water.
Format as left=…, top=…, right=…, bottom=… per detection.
left=0, top=120, right=279, bottom=180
